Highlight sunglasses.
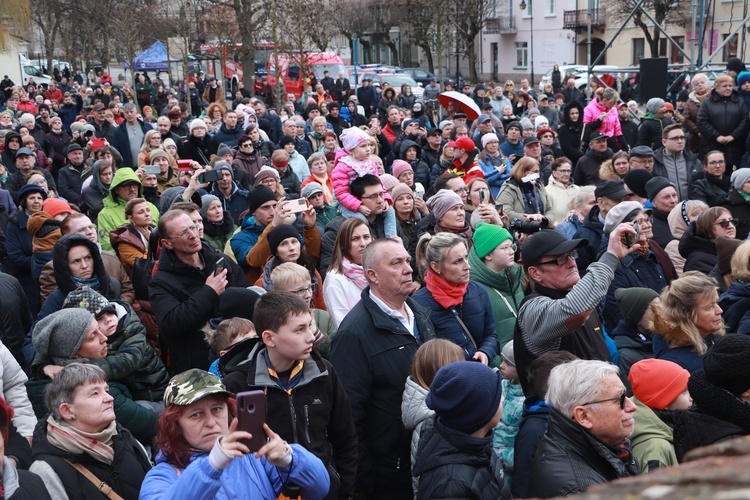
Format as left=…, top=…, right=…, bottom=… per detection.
left=714, top=218, right=737, bottom=229
left=581, top=392, right=628, bottom=410
left=536, top=249, right=578, bottom=266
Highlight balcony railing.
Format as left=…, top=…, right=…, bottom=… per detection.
left=485, top=16, right=517, bottom=34
left=563, top=8, right=605, bottom=30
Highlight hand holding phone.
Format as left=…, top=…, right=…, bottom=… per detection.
left=214, top=257, right=225, bottom=276
left=236, top=390, right=266, bottom=453
left=288, top=198, right=308, bottom=214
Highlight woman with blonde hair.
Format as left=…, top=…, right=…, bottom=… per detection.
left=401, top=339, right=464, bottom=496
left=652, top=271, right=724, bottom=372
left=496, top=156, right=554, bottom=222
left=137, top=129, right=176, bottom=171
left=718, top=241, right=750, bottom=334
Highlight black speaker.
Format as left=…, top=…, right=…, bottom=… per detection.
left=639, top=58, right=669, bottom=103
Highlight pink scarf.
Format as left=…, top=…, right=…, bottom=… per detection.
left=342, top=257, right=368, bottom=289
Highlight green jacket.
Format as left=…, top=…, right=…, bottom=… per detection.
left=313, top=308, right=337, bottom=360
left=630, top=397, right=678, bottom=473
left=468, top=247, right=525, bottom=367
left=315, top=203, right=338, bottom=230
left=89, top=301, right=170, bottom=402
left=97, top=168, right=159, bottom=251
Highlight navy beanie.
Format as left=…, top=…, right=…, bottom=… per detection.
left=426, top=361, right=503, bottom=434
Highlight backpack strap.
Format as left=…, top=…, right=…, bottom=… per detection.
left=63, top=459, right=124, bottom=500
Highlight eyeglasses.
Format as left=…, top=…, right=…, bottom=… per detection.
left=666, top=135, right=686, bottom=141
left=260, top=178, right=277, bottom=186
left=536, top=250, right=578, bottom=266
left=714, top=218, right=737, bottom=229
left=360, top=191, right=385, bottom=200
left=581, top=392, right=628, bottom=410
left=632, top=216, right=653, bottom=225
left=498, top=243, right=518, bottom=254
left=170, top=224, right=201, bottom=239
left=707, top=160, right=725, bottom=166
left=556, top=169, right=572, bottom=174
left=291, top=284, right=317, bottom=297
left=240, top=143, right=252, bottom=148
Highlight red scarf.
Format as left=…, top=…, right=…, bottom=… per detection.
left=425, top=269, right=468, bottom=309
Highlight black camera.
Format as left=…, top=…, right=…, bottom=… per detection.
left=509, top=217, right=549, bottom=234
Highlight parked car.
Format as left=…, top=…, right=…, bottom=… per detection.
left=539, top=65, right=621, bottom=91
left=400, top=68, right=453, bottom=87
left=363, top=73, right=424, bottom=100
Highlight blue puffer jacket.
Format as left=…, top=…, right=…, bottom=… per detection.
left=720, top=279, right=750, bottom=334
left=652, top=333, right=718, bottom=373
left=413, top=280, right=498, bottom=361
left=139, top=445, right=330, bottom=500
left=229, top=214, right=265, bottom=273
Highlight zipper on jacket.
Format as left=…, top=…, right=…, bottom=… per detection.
left=288, top=395, right=299, bottom=443
left=304, top=404, right=311, bottom=445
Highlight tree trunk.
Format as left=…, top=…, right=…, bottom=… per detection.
left=466, top=38, right=478, bottom=83
left=419, top=43, right=434, bottom=73
left=386, top=39, right=399, bottom=66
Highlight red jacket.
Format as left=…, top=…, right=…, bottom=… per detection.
left=45, top=88, right=63, bottom=103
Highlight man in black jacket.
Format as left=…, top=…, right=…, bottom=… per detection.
left=331, top=238, right=435, bottom=499
left=572, top=131, right=613, bottom=187
left=149, top=210, right=248, bottom=373
left=529, top=360, right=639, bottom=497
left=356, top=78, right=377, bottom=117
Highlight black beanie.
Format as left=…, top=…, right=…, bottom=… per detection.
left=267, top=224, right=300, bottom=257
left=702, top=334, right=750, bottom=396
left=279, top=135, right=295, bottom=148
left=247, top=185, right=277, bottom=214
left=220, top=288, right=262, bottom=321
left=615, top=287, right=659, bottom=326
left=646, top=176, right=674, bottom=202
left=623, top=169, right=653, bottom=199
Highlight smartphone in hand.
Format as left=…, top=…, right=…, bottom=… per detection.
left=213, top=257, right=225, bottom=276
left=236, top=390, right=266, bottom=452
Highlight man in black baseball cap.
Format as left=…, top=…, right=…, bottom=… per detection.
left=514, top=222, right=638, bottom=393
left=572, top=180, right=630, bottom=273
left=572, top=130, right=613, bottom=186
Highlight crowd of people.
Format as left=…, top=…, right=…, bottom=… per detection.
left=0, top=58, right=748, bottom=498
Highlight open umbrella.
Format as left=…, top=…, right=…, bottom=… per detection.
left=437, top=91, right=481, bottom=121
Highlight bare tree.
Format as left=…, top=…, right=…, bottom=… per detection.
left=608, top=0, right=691, bottom=57
left=400, top=0, right=436, bottom=71
left=329, top=0, right=373, bottom=57
left=370, top=0, right=403, bottom=64
left=453, top=0, right=492, bottom=82
left=29, top=0, right=67, bottom=74
left=0, top=0, right=30, bottom=50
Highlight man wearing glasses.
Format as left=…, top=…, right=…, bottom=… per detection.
left=653, top=123, right=704, bottom=201
left=514, top=223, right=638, bottom=393
left=149, top=209, right=248, bottom=373
left=528, top=359, right=639, bottom=497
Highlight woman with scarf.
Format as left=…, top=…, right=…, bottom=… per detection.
left=684, top=73, right=712, bottom=154
left=28, top=362, right=152, bottom=499
left=300, top=152, right=335, bottom=205
left=255, top=224, right=325, bottom=310
left=199, top=194, right=236, bottom=252
left=323, top=218, right=372, bottom=326
left=37, top=233, right=122, bottom=320
left=722, top=168, right=750, bottom=239
left=556, top=101, right=585, bottom=164
left=546, top=157, right=580, bottom=223
left=412, top=189, right=474, bottom=267
left=496, top=157, right=554, bottom=223
left=7, top=185, right=46, bottom=315
left=109, top=198, right=155, bottom=275
left=79, top=159, right=113, bottom=221
left=181, top=119, right=218, bottom=165
left=477, top=133, right=511, bottom=198
left=392, top=183, right=420, bottom=242
left=690, top=150, right=731, bottom=206
left=413, top=232, right=497, bottom=365
left=468, top=224, right=524, bottom=367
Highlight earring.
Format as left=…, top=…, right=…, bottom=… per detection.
left=70, top=415, right=76, bottom=421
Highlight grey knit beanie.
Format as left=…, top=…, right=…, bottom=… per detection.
left=200, top=194, right=221, bottom=221
left=731, top=168, right=750, bottom=191
left=646, top=98, right=665, bottom=115
left=427, top=189, right=464, bottom=223
left=32, top=309, right=95, bottom=364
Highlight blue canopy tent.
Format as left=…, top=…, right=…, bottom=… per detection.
left=129, top=41, right=169, bottom=71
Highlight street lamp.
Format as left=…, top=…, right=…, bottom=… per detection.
left=519, top=0, right=535, bottom=87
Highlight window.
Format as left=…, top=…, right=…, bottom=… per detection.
left=671, top=36, right=685, bottom=64
left=546, top=0, right=555, bottom=16
left=515, top=42, right=528, bottom=69
left=632, top=38, right=644, bottom=65
left=723, top=33, right=738, bottom=61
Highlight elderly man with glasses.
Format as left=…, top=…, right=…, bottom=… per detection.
left=514, top=223, right=638, bottom=393
left=149, top=209, right=249, bottom=373
left=528, top=359, right=639, bottom=498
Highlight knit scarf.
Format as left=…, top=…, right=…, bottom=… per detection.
left=71, top=275, right=101, bottom=290
left=46, top=415, right=117, bottom=465
left=435, top=222, right=474, bottom=248
left=610, top=438, right=634, bottom=466
left=424, top=269, right=468, bottom=309
left=739, top=189, right=750, bottom=204
left=312, top=174, right=333, bottom=204
left=341, top=257, right=368, bottom=290
left=521, top=182, right=543, bottom=215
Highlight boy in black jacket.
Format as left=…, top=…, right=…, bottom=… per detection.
left=222, top=291, right=358, bottom=500
left=413, top=361, right=510, bottom=500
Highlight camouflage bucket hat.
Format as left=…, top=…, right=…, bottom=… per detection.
left=163, top=369, right=233, bottom=407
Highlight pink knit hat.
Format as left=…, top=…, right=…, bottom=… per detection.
left=340, top=127, right=370, bottom=152
left=392, top=160, right=413, bottom=181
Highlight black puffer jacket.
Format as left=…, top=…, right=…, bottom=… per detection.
left=719, top=279, right=750, bottom=334
left=413, top=415, right=510, bottom=500
left=148, top=242, right=248, bottom=373
left=557, top=101, right=585, bottom=164
left=0, top=273, right=33, bottom=371
left=30, top=419, right=151, bottom=500
left=697, top=89, right=750, bottom=168
left=528, top=406, right=639, bottom=498
left=678, top=221, right=717, bottom=274
left=721, top=188, right=750, bottom=240
left=181, top=134, right=219, bottom=164
left=690, top=173, right=731, bottom=207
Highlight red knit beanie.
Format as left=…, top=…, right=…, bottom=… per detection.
left=628, top=358, right=689, bottom=410
left=0, top=397, right=15, bottom=442
left=42, top=198, right=72, bottom=219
